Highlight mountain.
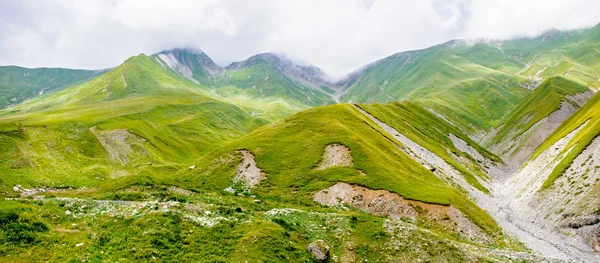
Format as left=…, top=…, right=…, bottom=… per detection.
left=339, top=24, right=600, bottom=136
left=0, top=66, right=104, bottom=108
left=484, top=76, right=594, bottom=167
left=483, top=88, right=600, bottom=259
left=152, top=48, right=223, bottom=86
left=3, top=24, right=600, bottom=262
left=225, top=52, right=335, bottom=91
left=150, top=50, right=338, bottom=120
left=215, top=52, right=336, bottom=120
left=0, top=53, right=267, bottom=191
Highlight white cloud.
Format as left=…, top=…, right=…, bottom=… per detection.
left=0, top=0, right=598, bottom=78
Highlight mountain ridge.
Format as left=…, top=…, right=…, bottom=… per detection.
left=2, top=23, right=600, bottom=262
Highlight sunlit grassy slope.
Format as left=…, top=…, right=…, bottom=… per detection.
left=0, top=66, right=103, bottom=108
left=359, top=102, right=502, bottom=193
left=487, top=76, right=590, bottom=147
left=0, top=102, right=518, bottom=262
left=0, top=54, right=266, bottom=189
left=183, top=104, right=501, bottom=235
left=340, top=24, right=600, bottom=134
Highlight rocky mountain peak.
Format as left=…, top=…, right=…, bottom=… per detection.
left=226, top=52, right=334, bottom=88
left=154, top=48, right=223, bottom=82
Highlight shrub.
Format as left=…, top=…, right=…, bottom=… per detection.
left=0, top=211, right=48, bottom=245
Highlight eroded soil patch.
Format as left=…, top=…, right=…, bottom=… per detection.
left=314, top=182, right=489, bottom=242
left=317, top=144, right=353, bottom=169
left=233, top=150, right=265, bottom=191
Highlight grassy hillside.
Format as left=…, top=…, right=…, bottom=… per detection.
left=0, top=54, right=267, bottom=190
left=340, top=42, right=530, bottom=133
left=358, top=102, right=502, bottom=192
left=0, top=66, right=103, bottom=108
left=487, top=76, right=590, bottom=147
left=214, top=55, right=335, bottom=120
left=183, top=104, right=500, bottom=234
left=0, top=103, right=533, bottom=262
left=340, top=24, right=600, bottom=134
left=532, top=90, right=600, bottom=188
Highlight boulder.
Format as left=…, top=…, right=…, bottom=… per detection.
left=307, top=240, right=329, bottom=262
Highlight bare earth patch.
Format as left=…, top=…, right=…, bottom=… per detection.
left=90, top=126, right=148, bottom=165
left=314, top=182, right=489, bottom=242
left=317, top=144, right=353, bottom=169
left=234, top=150, right=266, bottom=191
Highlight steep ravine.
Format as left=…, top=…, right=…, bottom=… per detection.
left=353, top=105, right=600, bottom=262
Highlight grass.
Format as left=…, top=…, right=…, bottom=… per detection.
left=0, top=66, right=103, bottom=108
left=340, top=24, right=600, bottom=135
left=487, top=76, right=590, bottom=147
left=358, top=101, right=502, bottom=193
left=4, top=25, right=599, bottom=261
left=0, top=185, right=521, bottom=262
left=531, top=90, right=600, bottom=189
left=182, top=104, right=501, bottom=235
left=0, top=54, right=267, bottom=191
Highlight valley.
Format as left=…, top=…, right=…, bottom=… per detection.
left=1, top=23, right=600, bottom=262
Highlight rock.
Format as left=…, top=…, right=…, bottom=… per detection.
left=65, top=210, right=72, bottom=215
left=307, top=240, right=329, bottom=262
left=13, top=185, right=21, bottom=192
left=564, top=215, right=600, bottom=229
left=578, top=223, right=600, bottom=252
left=313, top=182, right=418, bottom=221
left=224, top=187, right=235, bottom=193
left=189, top=165, right=196, bottom=170
left=76, top=243, right=84, bottom=247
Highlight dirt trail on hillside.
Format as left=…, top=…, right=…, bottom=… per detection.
left=353, top=104, right=599, bottom=262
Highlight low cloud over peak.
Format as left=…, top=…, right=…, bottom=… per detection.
left=1, top=0, right=599, bottom=78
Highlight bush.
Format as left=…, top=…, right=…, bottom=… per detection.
left=0, top=210, right=48, bottom=244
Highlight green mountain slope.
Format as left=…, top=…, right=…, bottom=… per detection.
left=358, top=101, right=502, bottom=192
left=340, top=24, right=600, bottom=135
left=0, top=66, right=104, bottom=108
left=183, top=104, right=506, bottom=235
left=532, top=89, right=600, bottom=188
left=3, top=24, right=600, bottom=262
left=0, top=54, right=267, bottom=189
left=152, top=50, right=338, bottom=121
left=339, top=42, right=530, bottom=133
left=216, top=53, right=336, bottom=120
left=482, top=77, right=592, bottom=166
left=0, top=103, right=538, bottom=262
left=487, top=77, right=590, bottom=147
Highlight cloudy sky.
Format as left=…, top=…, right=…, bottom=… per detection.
left=1, top=0, right=599, bottom=78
